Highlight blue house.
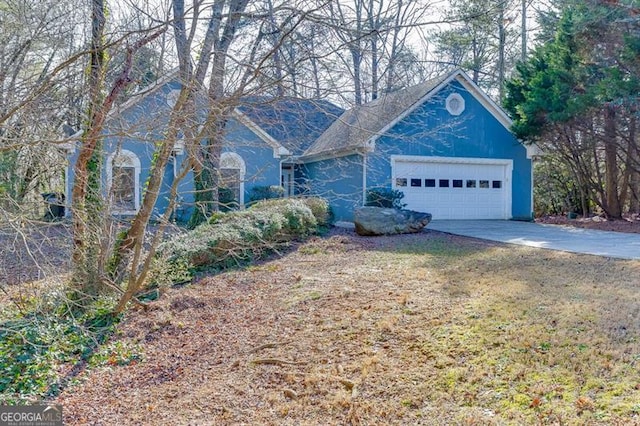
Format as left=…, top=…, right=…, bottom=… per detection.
left=300, top=69, right=537, bottom=221
left=65, top=69, right=535, bottom=223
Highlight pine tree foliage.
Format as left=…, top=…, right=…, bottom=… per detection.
left=504, top=0, right=640, bottom=218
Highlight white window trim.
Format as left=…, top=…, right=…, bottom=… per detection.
left=220, top=152, right=246, bottom=207
left=106, top=149, right=141, bottom=215
left=172, top=138, right=185, bottom=155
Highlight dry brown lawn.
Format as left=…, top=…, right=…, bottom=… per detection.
left=53, top=228, right=640, bottom=425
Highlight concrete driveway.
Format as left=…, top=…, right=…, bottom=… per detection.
left=427, top=220, right=640, bottom=260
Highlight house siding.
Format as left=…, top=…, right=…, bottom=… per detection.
left=67, top=81, right=284, bottom=222
left=301, top=154, right=364, bottom=222
left=366, top=80, right=533, bottom=220
left=67, top=81, right=182, bottom=218
left=66, top=72, right=532, bottom=226
left=222, top=118, right=282, bottom=205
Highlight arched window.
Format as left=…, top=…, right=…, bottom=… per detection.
left=220, top=152, right=245, bottom=209
left=107, top=149, right=141, bottom=213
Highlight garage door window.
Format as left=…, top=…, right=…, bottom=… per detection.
left=391, top=156, right=512, bottom=220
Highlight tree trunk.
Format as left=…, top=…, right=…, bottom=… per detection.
left=267, top=0, right=285, bottom=96
left=521, top=0, right=527, bottom=62
left=497, top=4, right=506, bottom=100
left=604, top=104, right=622, bottom=218
left=188, top=0, right=249, bottom=225
left=70, top=0, right=108, bottom=298
left=618, top=113, right=636, bottom=210
left=628, top=113, right=640, bottom=213
left=114, top=146, right=195, bottom=313
left=368, top=0, right=380, bottom=101
left=352, top=48, right=363, bottom=105
left=72, top=27, right=166, bottom=288
left=471, top=37, right=480, bottom=84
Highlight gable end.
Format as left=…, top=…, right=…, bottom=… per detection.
left=367, top=70, right=515, bottom=151
left=232, top=109, right=291, bottom=158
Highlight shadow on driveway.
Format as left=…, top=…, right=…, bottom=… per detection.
left=427, top=220, right=640, bottom=260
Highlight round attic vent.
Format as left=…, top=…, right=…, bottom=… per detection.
left=445, top=93, right=465, bottom=116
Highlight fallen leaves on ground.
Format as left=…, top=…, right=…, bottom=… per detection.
left=53, top=228, right=640, bottom=425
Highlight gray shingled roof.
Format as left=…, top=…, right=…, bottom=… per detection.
left=236, top=97, right=344, bottom=155
left=302, top=72, right=453, bottom=159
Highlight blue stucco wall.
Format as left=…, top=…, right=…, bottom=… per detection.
left=66, top=81, right=194, bottom=220
left=367, top=80, right=532, bottom=220
left=222, top=118, right=281, bottom=204
left=301, top=154, right=364, bottom=222
left=66, top=80, right=284, bottom=223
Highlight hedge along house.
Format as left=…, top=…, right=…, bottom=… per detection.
left=63, top=75, right=343, bottom=222
left=64, top=68, right=534, bottom=223
left=299, top=69, right=537, bottom=222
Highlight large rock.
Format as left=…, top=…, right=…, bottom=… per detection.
left=354, top=207, right=432, bottom=236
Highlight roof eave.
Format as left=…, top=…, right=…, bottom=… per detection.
left=232, top=108, right=291, bottom=158
left=299, top=146, right=365, bottom=163
left=366, top=69, right=519, bottom=148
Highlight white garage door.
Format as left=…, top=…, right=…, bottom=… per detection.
left=391, top=156, right=512, bottom=220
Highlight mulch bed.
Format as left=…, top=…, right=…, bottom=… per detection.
left=536, top=214, right=640, bottom=234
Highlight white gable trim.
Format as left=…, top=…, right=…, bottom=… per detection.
left=232, top=109, right=291, bottom=158
left=366, top=69, right=515, bottom=149
left=455, top=74, right=513, bottom=129
left=109, top=68, right=181, bottom=120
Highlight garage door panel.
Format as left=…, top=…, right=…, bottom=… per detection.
left=392, top=158, right=511, bottom=220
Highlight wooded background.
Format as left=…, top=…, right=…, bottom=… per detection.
left=0, top=0, right=638, bottom=309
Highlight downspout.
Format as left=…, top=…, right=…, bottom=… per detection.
left=279, top=158, right=285, bottom=195
left=65, top=156, right=71, bottom=218
left=530, top=158, right=535, bottom=220
left=362, top=151, right=367, bottom=206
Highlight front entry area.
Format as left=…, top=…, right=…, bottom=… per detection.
left=391, top=155, right=513, bottom=220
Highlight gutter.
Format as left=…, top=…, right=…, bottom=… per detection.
left=300, top=143, right=374, bottom=164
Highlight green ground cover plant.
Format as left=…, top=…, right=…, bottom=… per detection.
left=0, top=197, right=330, bottom=405
left=54, top=230, right=640, bottom=425
left=0, top=298, right=122, bottom=404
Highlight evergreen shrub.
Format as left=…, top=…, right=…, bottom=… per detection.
left=365, top=188, right=406, bottom=209
left=155, top=197, right=330, bottom=281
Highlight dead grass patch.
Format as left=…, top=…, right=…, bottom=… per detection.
left=55, top=229, right=640, bottom=425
